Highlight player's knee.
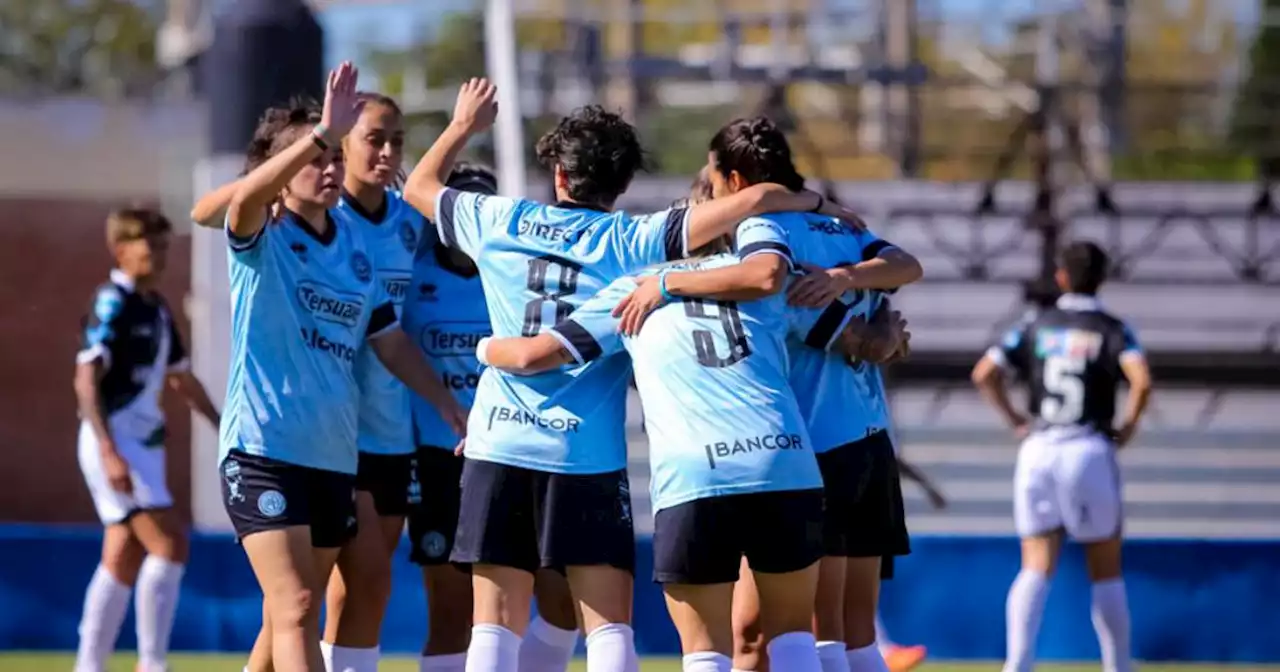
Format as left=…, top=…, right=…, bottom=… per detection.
left=151, top=531, right=190, bottom=564
left=1084, top=538, right=1123, bottom=581
left=734, top=627, right=766, bottom=672
left=269, top=586, right=319, bottom=630
left=427, top=607, right=472, bottom=654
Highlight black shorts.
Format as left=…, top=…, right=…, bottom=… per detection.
left=881, top=555, right=895, bottom=580
left=220, top=450, right=357, bottom=549
left=818, top=430, right=911, bottom=558
left=652, top=489, right=825, bottom=585
left=450, top=458, right=635, bottom=574
left=408, top=447, right=465, bottom=566
left=355, top=451, right=415, bottom=517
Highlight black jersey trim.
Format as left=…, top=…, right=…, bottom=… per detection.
left=436, top=188, right=460, bottom=250
left=341, top=189, right=389, bottom=223
left=663, top=207, right=690, bottom=261
left=550, top=320, right=603, bottom=364
left=227, top=225, right=265, bottom=252
left=738, top=241, right=795, bottom=267
left=804, top=301, right=853, bottom=350
left=366, top=302, right=399, bottom=339
left=861, top=239, right=895, bottom=261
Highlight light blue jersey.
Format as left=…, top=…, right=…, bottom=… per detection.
left=784, top=212, right=898, bottom=451
left=549, top=254, right=845, bottom=513
left=339, top=190, right=427, bottom=456
left=433, top=188, right=689, bottom=474
left=402, top=234, right=490, bottom=450
left=221, top=213, right=398, bottom=474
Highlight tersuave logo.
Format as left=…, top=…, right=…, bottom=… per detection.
left=807, top=218, right=857, bottom=236
left=419, top=321, right=490, bottom=357
left=295, top=281, right=364, bottom=328
left=300, top=327, right=356, bottom=362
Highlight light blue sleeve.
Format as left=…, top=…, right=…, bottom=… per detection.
left=788, top=301, right=855, bottom=351
left=1120, top=322, right=1144, bottom=358
left=433, top=187, right=520, bottom=259
left=736, top=216, right=794, bottom=270
left=225, top=212, right=267, bottom=258
left=612, top=207, right=689, bottom=274
left=548, top=277, right=639, bottom=364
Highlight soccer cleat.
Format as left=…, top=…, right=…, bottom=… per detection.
left=883, top=644, right=927, bottom=672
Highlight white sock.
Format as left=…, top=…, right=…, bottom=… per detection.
left=846, top=642, right=890, bottom=672
left=683, top=651, right=732, bottom=671
left=1091, top=579, right=1133, bottom=672
left=874, top=613, right=894, bottom=653
left=135, top=556, right=185, bottom=672
left=518, top=615, right=579, bottom=671
left=817, top=640, right=852, bottom=672
left=465, top=624, right=521, bottom=672
left=323, top=643, right=380, bottom=672
left=1003, top=570, right=1051, bottom=672
left=766, top=631, right=821, bottom=672
left=421, top=652, right=468, bottom=671
left=585, top=623, right=636, bottom=672
left=74, top=565, right=133, bottom=672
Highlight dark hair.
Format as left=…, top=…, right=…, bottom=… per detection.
left=448, top=162, right=498, bottom=195
left=1057, top=240, right=1109, bottom=295
left=244, top=97, right=323, bottom=175
left=534, top=105, right=645, bottom=206
left=356, top=91, right=402, bottom=116
left=708, top=116, right=805, bottom=191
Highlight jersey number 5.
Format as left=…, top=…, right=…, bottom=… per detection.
left=522, top=256, right=583, bottom=337
left=682, top=298, right=751, bottom=368
left=1040, top=355, right=1085, bottom=424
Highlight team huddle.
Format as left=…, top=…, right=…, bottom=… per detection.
left=71, top=61, right=1151, bottom=672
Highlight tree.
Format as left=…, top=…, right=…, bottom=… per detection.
left=1230, top=0, right=1280, bottom=171
left=0, top=0, right=164, bottom=97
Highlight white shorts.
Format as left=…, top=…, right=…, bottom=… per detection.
left=78, top=422, right=173, bottom=525
left=1013, top=428, right=1122, bottom=542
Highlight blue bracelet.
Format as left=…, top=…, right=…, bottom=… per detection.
left=658, top=270, right=675, bottom=302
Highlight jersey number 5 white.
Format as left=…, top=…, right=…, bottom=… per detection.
left=1040, top=355, right=1085, bottom=424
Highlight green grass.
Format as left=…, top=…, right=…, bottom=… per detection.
left=1, top=654, right=1277, bottom=672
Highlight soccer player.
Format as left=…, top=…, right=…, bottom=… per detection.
left=321, top=91, right=467, bottom=672
left=474, top=224, right=906, bottom=672
left=403, top=163, right=581, bottom=672
left=403, top=78, right=860, bottom=672
left=970, top=241, right=1152, bottom=672
left=73, top=208, right=221, bottom=672
left=221, top=63, right=463, bottom=672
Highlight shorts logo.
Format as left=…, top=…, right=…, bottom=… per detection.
left=350, top=251, right=373, bottom=283
left=223, top=460, right=246, bottom=505
left=421, top=531, right=447, bottom=559
left=257, top=490, right=287, bottom=517
left=399, top=220, right=417, bottom=253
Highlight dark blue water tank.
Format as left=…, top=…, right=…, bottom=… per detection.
left=204, top=0, right=324, bottom=155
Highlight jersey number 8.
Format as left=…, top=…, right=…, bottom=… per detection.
left=522, top=256, right=583, bottom=337
left=1040, top=355, right=1085, bottom=424
left=682, top=298, right=751, bottom=368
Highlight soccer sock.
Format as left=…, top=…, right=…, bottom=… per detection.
left=874, top=613, right=894, bottom=653
left=817, top=640, right=852, bottom=672
left=465, top=624, right=521, bottom=672
left=1091, top=578, right=1133, bottom=672
left=420, top=652, right=468, bottom=671
left=766, top=631, right=822, bottom=672
left=518, top=615, right=579, bottom=671
left=1003, top=570, right=1050, bottom=672
left=683, top=651, right=733, bottom=672
left=584, top=623, right=637, bottom=672
left=135, top=556, right=185, bottom=672
left=846, top=642, right=891, bottom=672
left=322, top=643, right=380, bottom=672
left=74, top=564, right=133, bottom=672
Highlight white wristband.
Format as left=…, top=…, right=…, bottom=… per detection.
left=476, top=337, right=492, bottom=366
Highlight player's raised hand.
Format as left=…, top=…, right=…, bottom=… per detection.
left=788, top=262, right=845, bottom=308
left=613, top=275, right=665, bottom=336
left=451, top=78, right=499, bottom=134
left=321, top=61, right=364, bottom=139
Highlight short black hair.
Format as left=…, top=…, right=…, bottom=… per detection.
left=708, top=116, right=806, bottom=191
left=534, top=105, right=645, bottom=206
left=1057, top=240, right=1109, bottom=295
left=448, top=162, right=498, bottom=195
left=245, top=97, right=322, bottom=175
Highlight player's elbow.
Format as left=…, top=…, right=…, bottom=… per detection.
left=745, top=256, right=788, bottom=295
left=970, top=358, right=998, bottom=387
left=896, top=253, right=925, bottom=284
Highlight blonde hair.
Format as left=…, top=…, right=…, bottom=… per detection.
left=106, top=208, right=172, bottom=247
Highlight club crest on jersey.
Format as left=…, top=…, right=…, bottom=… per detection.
left=399, top=220, right=417, bottom=252
left=350, top=251, right=373, bottom=283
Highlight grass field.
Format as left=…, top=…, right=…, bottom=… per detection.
left=2, top=654, right=1276, bottom=672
